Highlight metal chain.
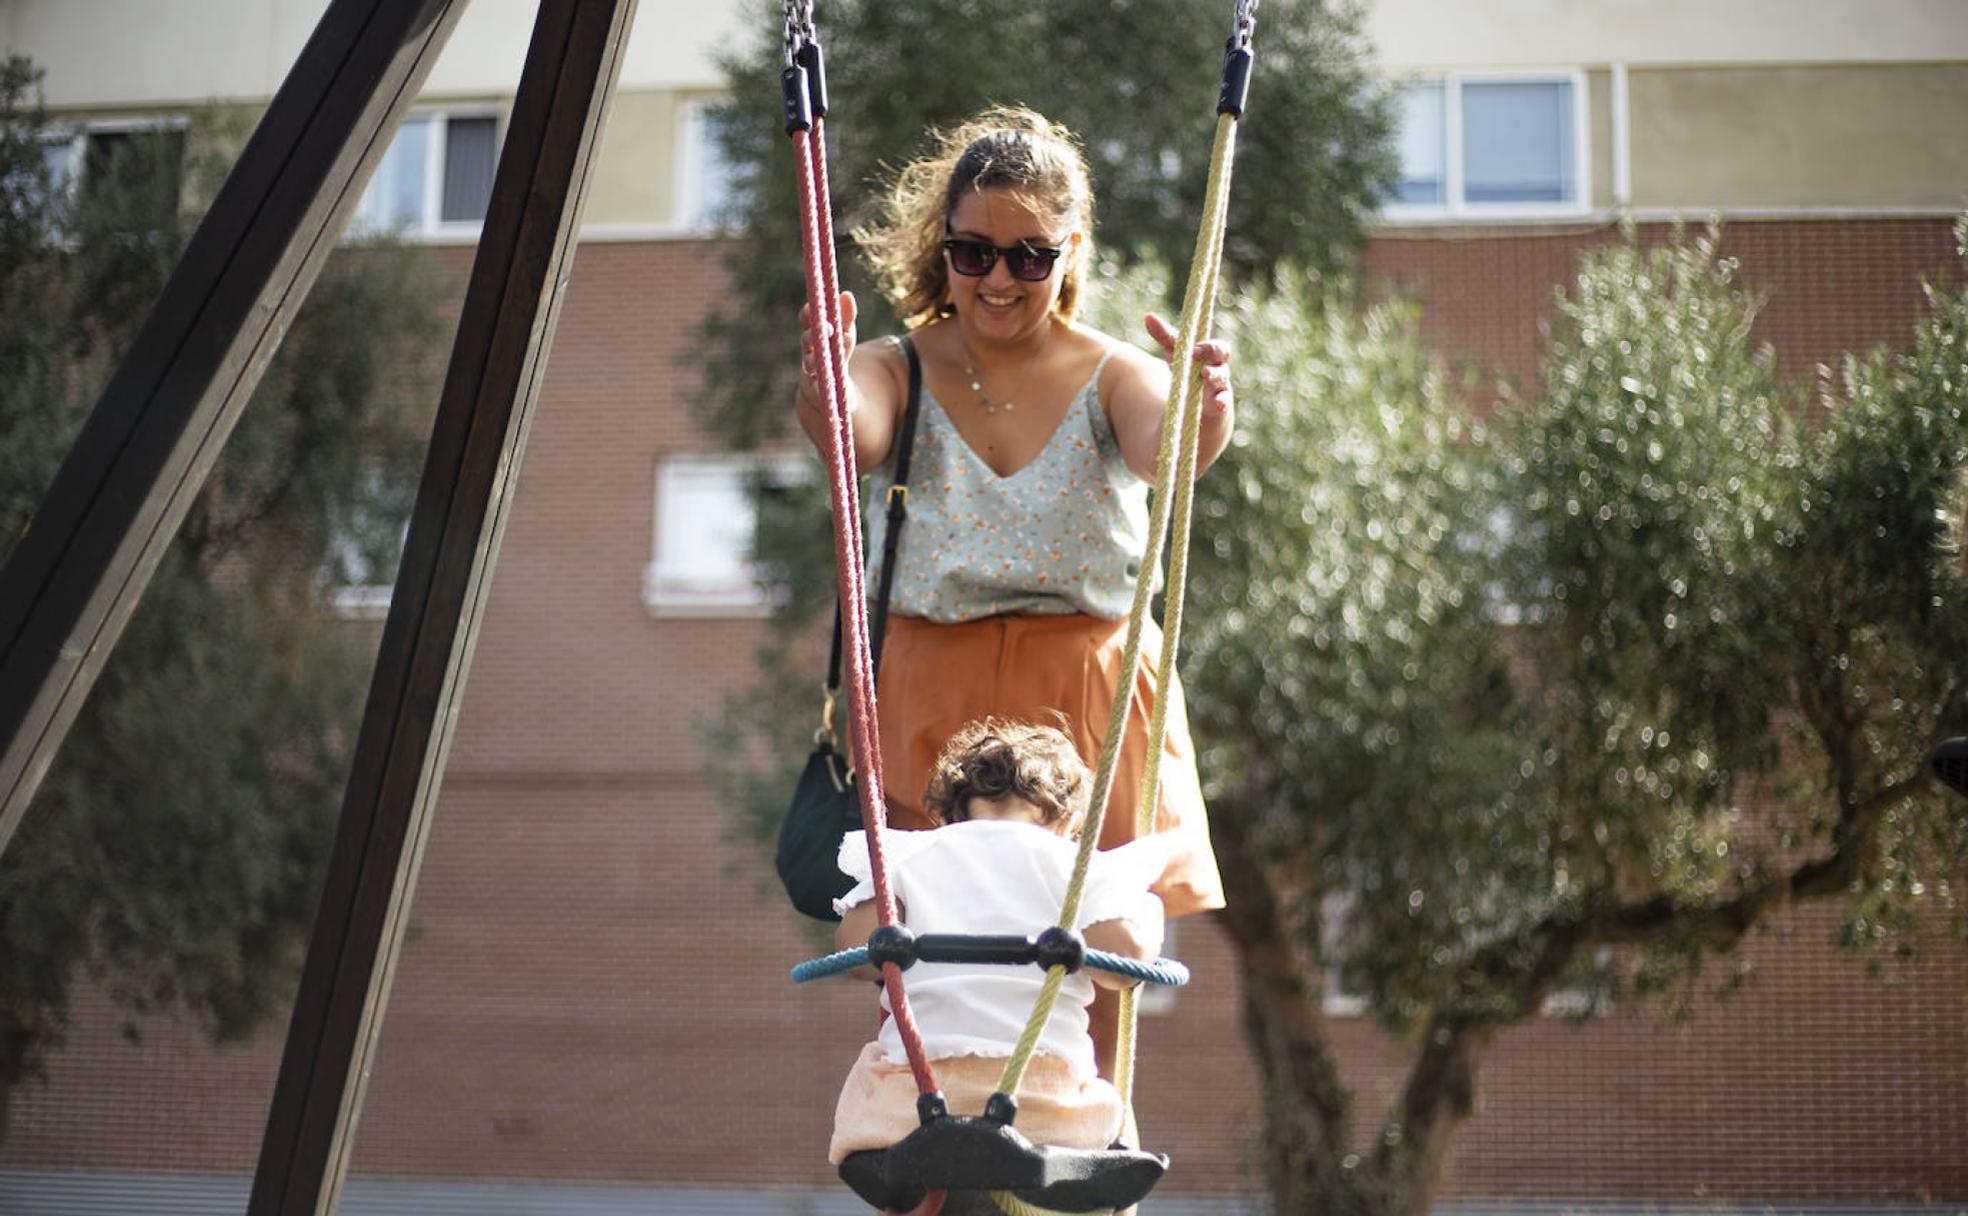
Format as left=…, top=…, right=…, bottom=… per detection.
left=1231, top=0, right=1259, bottom=49
left=781, top=0, right=815, bottom=65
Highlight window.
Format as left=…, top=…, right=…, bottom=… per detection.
left=1393, top=82, right=1446, bottom=206
left=38, top=132, right=81, bottom=197
left=645, top=454, right=807, bottom=616
left=1539, top=947, right=1613, bottom=1018
left=325, top=547, right=396, bottom=620
left=323, top=471, right=413, bottom=620
left=351, top=111, right=500, bottom=238
left=1384, top=74, right=1588, bottom=220
left=677, top=99, right=738, bottom=233
left=1320, top=891, right=1369, bottom=1016
left=31, top=120, right=186, bottom=220
left=6, top=133, right=82, bottom=220
left=81, top=127, right=186, bottom=215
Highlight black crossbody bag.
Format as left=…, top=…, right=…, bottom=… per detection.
left=775, top=336, right=923, bottom=921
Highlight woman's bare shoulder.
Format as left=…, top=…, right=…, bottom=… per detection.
left=1065, top=325, right=1161, bottom=401
left=854, top=330, right=915, bottom=378
left=1051, top=323, right=1142, bottom=382
left=847, top=330, right=917, bottom=421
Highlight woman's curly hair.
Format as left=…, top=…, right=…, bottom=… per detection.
left=922, top=717, right=1092, bottom=835
left=855, top=106, right=1096, bottom=331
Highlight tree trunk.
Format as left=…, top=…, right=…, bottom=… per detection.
left=0, top=919, right=36, bottom=1145
left=1374, top=1015, right=1497, bottom=1216
left=1211, top=811, right=1378, bottom=1214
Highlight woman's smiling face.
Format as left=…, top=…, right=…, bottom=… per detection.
left=945, top=187, right=1079, bottom=345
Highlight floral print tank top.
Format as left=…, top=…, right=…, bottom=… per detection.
left=865, top=348, right=1149, bottom=623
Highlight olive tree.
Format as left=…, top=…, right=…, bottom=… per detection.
left=1160, top=230, right=1966, bottom=1213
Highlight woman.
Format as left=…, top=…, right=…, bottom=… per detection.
left=794, top=109, right=1233, bottom=1062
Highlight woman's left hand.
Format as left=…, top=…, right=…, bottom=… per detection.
left=1144, top=313, right=1233, bottom=419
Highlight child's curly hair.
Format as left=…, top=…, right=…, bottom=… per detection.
left=922, top=717, right=1091, bottom=835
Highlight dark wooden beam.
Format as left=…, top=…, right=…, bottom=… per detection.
left=245, top=0, right=639, bottom=1211
left=0, top=0, right=468, bottom=855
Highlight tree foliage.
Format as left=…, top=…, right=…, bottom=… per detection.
left=1148, top=230, right=1968, bottom=1213
left=0, top=56, right=440, bottom=1138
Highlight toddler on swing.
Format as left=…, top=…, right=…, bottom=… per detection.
left=828, top=717, right=1169, bottom=1164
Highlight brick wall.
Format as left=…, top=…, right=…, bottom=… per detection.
left=4, top=221, right=1964, bottom=1204
left=1361, top=216, right=1962, bottom=398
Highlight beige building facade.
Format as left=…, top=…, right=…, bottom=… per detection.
left=14, top=0, right=1966, bottom=232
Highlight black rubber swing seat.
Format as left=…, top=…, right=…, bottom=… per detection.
left=838, top=1114, right=1168, bottom=1213
left=1933, top=737, right=1968, bottom=799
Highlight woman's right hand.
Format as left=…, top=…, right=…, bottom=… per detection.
left=796, top=289, right=859, bottom=420
left=794, top=290, right=903, bottom=470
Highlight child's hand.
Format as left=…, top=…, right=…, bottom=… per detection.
left=1085, top=913, right=1164, bottom=990
left=835, top=899, right=887, bottom=983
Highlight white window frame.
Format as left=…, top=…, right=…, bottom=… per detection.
left=328, top=581, right=394, bottom=621
left=1380, top=70, right=1592, bottom=224
left=644, top=452, right=809, bottom=618
left=349, top=107, right=503, bottom=243
left=674, top=96, right=735, bottom=235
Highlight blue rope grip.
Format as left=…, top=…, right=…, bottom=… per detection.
left=1085, top=950, right=1190, bottom=986
left=789, top=947, right=866, bottom=982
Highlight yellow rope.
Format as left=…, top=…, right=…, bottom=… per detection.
left=1114, top=111, right=1238, bottom=1130
left=995, top=112, right=1242, bottom=1103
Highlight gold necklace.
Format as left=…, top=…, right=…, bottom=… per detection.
left=958, top=323, right=1052, bottom=415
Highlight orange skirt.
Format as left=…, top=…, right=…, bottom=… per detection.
left=873, top=612, right=1224, bottom=919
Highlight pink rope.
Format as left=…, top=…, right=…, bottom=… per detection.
left=792, top=122, right=938, bottom=1098
left=811, top=116, right=865, bottom=613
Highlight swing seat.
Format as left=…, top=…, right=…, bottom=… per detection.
left=839, top=1114, right=1167, bottom=1213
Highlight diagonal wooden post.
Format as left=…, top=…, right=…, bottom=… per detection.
left=0, top=0, right=469, bottom=855
left=246, top=0, right=638, bottom=1211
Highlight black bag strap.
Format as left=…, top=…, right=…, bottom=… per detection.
left=824, top=334, right=922, bottom=701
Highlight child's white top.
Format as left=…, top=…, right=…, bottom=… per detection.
left=835, top=819, right=1168, bottom=1082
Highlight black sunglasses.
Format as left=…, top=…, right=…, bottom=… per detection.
left=942, top=233, right=1065, bottom=282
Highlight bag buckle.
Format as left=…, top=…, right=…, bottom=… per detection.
left=815, top=682, right=840, bottom=746
left=886, top=484, right=907, bottom=505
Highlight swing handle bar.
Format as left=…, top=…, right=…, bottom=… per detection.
left=792, top=927, right=1191, bottom=987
